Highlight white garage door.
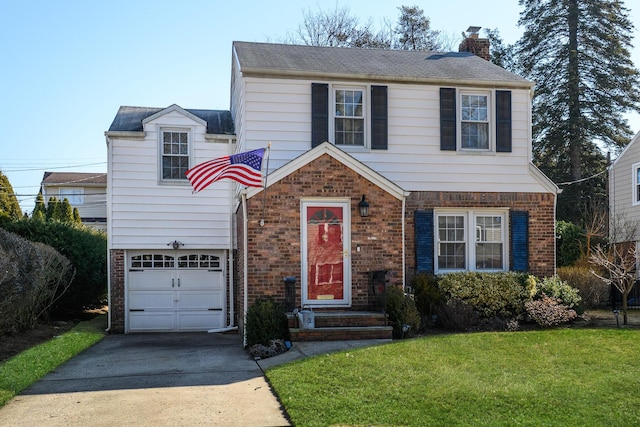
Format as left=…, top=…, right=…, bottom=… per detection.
left=127, top=251, right=225, bottom=332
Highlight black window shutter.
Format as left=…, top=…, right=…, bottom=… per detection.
left=415, top=210, right=434, bottom=274
left=371, top=85, right=388, bottom=150
left=496, top=90, right=512, bottom=153
left=311, top=83, right=329, bottom=148
left=511, top=211, right=529, bottom=272
left=440, top=88, right=456, bottom=151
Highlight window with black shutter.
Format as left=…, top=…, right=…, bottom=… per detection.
left=440, top=88, right=456, bottom=151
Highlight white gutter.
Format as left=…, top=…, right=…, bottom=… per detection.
left=104, top=133, right=112, bottom=333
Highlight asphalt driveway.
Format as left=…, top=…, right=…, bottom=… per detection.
left=0, top=333, right=290, bottom=426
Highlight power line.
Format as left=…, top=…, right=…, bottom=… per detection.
left=556, top=169, right=607, bottom=186
left=1, top=162, right=106, bottom=172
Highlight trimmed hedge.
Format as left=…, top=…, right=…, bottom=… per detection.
left=0, top=218, right=107, bottom=315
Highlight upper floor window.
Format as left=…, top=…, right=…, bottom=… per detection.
left=440, top=88, right=512, bottom=153
left=634, top=163, right=640, bottom=205
left=59, top=188, right=84, bottom=205
left=161, top=130, right=189, bottom=180
left=460, top=93, right=489, bottom=149
left=311, top=83, right=388, bottom=150
left=334, top=88, right=364, bottom=146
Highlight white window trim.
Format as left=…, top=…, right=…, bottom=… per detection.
left=158, top=126, right=194, bottom=184
left=458, top=89, right=494, bottom=152
left=632, top=162, right=640, bottom=206
left=59, top=187, right=84, bottom=205
left=434, top=208, right=509, bottom=274
left=329, top=84, right=370, bottom=151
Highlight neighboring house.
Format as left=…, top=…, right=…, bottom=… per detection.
left=608, top=131, right=640, bottom=244
left=40, top=172, right=107, bottom=231
left=105, top=35, right=558, bottom=334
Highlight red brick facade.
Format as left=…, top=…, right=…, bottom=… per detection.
left=405, top=191, right=556, bottom=279
left=236, top=154, right=404, bottom=322
left=109, top=249, right=125, bottom=333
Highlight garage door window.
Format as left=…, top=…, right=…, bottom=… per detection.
left=177, top=254, right=221, bottom=269
left=131, top=254, right=175, bottom=268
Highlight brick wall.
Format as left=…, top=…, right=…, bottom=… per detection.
left=459, top=36, right=491, bottom=61
left=405, top=191, right=556, bottom=278
left=237, top=153, right=404, bottom=315
left=109, top=249, right=125, bottom=333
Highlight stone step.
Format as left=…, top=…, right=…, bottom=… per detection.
left=289, top=326, right=393, bottom=342
left=287, top=311, right=387, bottom=329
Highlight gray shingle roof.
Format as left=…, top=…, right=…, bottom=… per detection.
left=42, top=172, right=107, bottom=185
left=108, top=106, right=234, bottom=134
left=233, top=41, right=532, bottom=87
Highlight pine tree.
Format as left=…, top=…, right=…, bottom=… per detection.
left=46, top=196, right=58, bottom=221
left=60, top=198, right=74, bottom=223
left=73, top=207, right=82, bottom=224
left=394, top=5, right=440, bottom=50
left=516, top=0, right=640, bottom=222
left=32, top=193, right=47, bottom=220
left=0, top=171, right=22, bottom=220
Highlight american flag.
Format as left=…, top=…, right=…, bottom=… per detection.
left=185, top=148, right=265, bottom=193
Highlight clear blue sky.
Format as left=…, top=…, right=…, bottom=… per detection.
left=1, top=0, right=639, bottom=213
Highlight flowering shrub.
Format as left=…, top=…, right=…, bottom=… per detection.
left=525, top=295, right=577, bottom=327
left=535, top=276, right=582, bottom=310
left=437, top=272, right=531, bottom=318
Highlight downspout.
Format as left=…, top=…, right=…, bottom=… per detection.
left=104, top=133, right=112, bottom=333
left=242, top=189, right=249, bottom=347
left=228, top=138, right=235, bottom=328
left=209, top=137, right=239, bottom=333
left=402, top=193, right=407, bottom=290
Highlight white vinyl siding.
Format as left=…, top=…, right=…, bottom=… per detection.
left=609, top=133, right=640, bottom=243
left=238, top=76, right=549, bottom=194
left=108, top=109, right=234, bottom=249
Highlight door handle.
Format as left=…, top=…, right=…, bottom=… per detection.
left=172, top=278, right=175, bottom=288
left=178, top=278, right=181, bottom=287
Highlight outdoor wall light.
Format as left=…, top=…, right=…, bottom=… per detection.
left=168, top=240, right=184, bottom=250
left=358, top=194, right=370, bottom=217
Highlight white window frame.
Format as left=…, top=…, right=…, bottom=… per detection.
left=459, top=90, right=492, bottom=151
left=59, top=187, right=84, bottom=205
left=435, top=209, right=509, bottom=274
left=632, top=162, right=640, bottom=205
left=330, top=85, right=369, bottom=149
left=159, top=127, right=191, bottom=182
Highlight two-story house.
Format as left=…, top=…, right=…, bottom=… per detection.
left=40, top=171, right=107, bottom=231
left=105, top=38, right=558, bottom=335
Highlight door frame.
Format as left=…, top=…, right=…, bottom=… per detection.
left=300, top=198, right=352, bottom=307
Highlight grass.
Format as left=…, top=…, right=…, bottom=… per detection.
left=0, top=315, right=106, bottom=407
left=266, top=328, right=640, bottom=427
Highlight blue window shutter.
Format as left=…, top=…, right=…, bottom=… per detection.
left=511, top=211, right=529, bottom=272
left=311, top=83, right=329, bottom=148
left=371, top=85, right=388, bottom=150
left=415, top=210, right=434, bottom=274
left=440, top=88, right=456, bottom=151
left=496, top=90, right=512, bottom=153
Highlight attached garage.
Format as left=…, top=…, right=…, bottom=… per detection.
left=127, top=251, right=226, bottom=332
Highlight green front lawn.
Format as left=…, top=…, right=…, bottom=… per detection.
left=266, top=328, right=640, bottom=426
left=0, top=316, right=106, bottom=406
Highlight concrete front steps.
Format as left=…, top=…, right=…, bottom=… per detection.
left=288, top=311, right=393, bottom=341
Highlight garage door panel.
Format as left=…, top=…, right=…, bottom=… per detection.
left=129, top=312, right=174, bottom=332
left=129, top=291, right=174, bottom=310
left=129, top=271, right=174, bottom=291
left=127, top=251, right=225, bottom=332
left=177, top=312, right=224, bottom=331
left=177, top=270, right=224, bottom=290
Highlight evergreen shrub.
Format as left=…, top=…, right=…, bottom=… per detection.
left=245, top=297, right=290, bottom=347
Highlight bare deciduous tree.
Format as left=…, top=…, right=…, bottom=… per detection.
left=590, top=216, right=639, bottom=325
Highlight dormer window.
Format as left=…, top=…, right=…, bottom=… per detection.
left=161, top=129, right=189, bottom=180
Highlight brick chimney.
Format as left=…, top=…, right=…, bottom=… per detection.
left=458, top=26, right=490, bottom=61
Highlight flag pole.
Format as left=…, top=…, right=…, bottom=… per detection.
left=259, top=142, right=271, bottom=227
